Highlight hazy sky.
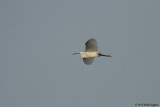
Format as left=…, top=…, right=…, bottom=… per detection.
left=0, top=0, right=160, bottom=107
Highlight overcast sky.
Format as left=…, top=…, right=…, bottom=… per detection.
left=0, top=0, right=160, bottom=107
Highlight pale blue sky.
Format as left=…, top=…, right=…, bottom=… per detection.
left=0, top=0, right=160, bottom=107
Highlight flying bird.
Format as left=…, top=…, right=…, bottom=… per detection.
left=73, top=38, right=112, bottom=65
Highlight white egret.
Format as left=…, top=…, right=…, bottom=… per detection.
left=73, top=38, right=112, bottom=65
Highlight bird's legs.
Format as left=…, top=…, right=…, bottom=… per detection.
left=98, top=53, right=112, bottom=57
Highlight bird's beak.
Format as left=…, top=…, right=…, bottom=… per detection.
left=105, top=55, right=112, bottom=57
left=72, top=53, right=80, bottom=55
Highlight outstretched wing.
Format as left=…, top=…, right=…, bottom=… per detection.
left=85, top=38, right=98, bottom=52
left=83, top=58, right=94, bottom=65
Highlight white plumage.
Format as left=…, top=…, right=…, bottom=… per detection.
left=79, top=52, right=98, bottom=58
left=73, top=38, right=112, bottom=65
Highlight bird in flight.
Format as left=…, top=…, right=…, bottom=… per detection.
left=73, top=38, right=112, bottom=65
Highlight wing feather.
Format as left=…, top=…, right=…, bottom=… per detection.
left=85, top=38, right=98, bottom=52
left=83, top=58, right=94, bottom=65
